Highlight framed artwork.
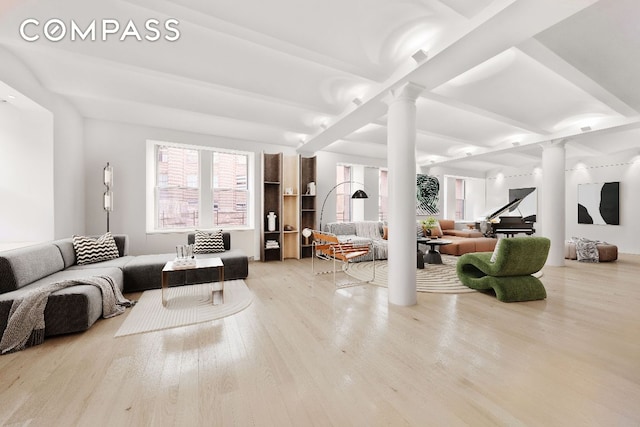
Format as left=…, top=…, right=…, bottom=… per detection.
left=508, top=187, right=537, bottom=222
left=577, top=182, right=620, bottom=225
left=416, top=174, right=439, bottom=215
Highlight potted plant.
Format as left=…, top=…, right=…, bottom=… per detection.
left=420, top=216, right=438, bottom=237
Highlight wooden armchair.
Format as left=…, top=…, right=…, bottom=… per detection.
left=311, top=230, right=375, bottom=288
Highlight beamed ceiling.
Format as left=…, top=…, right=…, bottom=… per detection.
left=1, top=0, right=640, bottom=173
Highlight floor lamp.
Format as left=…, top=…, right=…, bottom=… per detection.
left=319, top=181, right=368, bottom=231
left=103, top=162, right=113, bottom=232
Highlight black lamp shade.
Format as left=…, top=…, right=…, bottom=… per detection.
left=351, top=189, right=368, bottom=199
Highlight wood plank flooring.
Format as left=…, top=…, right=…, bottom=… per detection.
left=1, top=254, right=639, bottom=426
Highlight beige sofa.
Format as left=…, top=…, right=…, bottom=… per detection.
left=429, top=219, right=497, bottom=256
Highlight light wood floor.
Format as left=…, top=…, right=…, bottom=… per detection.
left=1, top=254, right=640, bottom=426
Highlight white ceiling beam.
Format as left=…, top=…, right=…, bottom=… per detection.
left=517, top=38, right=638, bottom=117
left=426, top=115, right=640, bottom=167
left=299, top=0, right=600, bottom=154
left=120, top=0, right=385, bottom=81
left=420, top=92, right=550, bottom=135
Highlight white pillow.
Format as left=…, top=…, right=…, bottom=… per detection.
left=490, top=238, right=503, bottom=263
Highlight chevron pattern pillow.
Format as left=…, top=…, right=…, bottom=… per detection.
left=72, top=232, right=120, bottom=265
left=194, top=229, right=225, bottom=253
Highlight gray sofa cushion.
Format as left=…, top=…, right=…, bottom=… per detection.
left=67, top=255, right=135, bottom=271
left=123, top=253, right=186, bottom=293
left=0, top=267, right=124, bottom=337
left=123, top=250, right=249, bottom=293
left=0, top=244, right=64, bottom=293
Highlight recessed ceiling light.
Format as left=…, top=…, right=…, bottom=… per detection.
left=352, top=97, right=363, bottom=106
left=512, top=141, right=520, bottom=146
left=465, top=152, right=472, bottom=156
left=319, top=122, right=328, bottom=130
left=580, top=126, right=592, bottom=132
left=411, top=49, right=428, bottom=63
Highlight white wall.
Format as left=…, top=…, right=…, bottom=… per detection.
left=485, top=150, right=640, bottom=254
left=0, top=88, right=54, bottom=242
left=83, top=119, right=296, bottom=257
left=315, top=151, right=386, bottom=229
left=0, top=46, right=85, bottom=240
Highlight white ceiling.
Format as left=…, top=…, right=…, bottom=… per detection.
left=1, top=0, right=639, bottom=173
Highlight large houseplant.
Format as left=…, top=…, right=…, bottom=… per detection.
left=420, top=216, right=438, bottom=237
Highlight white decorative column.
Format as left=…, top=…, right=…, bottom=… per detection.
left=386, top=82, right=424, bottom=306
left=541, top=140, right=566, bottom=266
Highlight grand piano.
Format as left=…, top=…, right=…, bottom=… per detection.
left=476, top=197, right=535, bottom=238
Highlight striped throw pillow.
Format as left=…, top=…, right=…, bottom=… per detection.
left=72, top=232, right=120, bottom=265
left=194, top=230, right=225, bottom=254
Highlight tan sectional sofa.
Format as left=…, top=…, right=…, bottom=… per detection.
left=433, top=219, right=498, bottom=256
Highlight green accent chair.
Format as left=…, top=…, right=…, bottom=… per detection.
left=456, top=237, right=551, bottom=302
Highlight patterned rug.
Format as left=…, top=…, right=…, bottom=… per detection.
left=344, top=255, right=475, bottom=294
left=115, top=280, right=252, bottom=337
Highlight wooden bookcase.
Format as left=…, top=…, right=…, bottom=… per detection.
left=261, top=153, right=282, bottom=261
left=282, top=155, right=300, bottom=259
left=261, top=153, right=316, bottom=260
left=299, top=156, right=316, bottom=258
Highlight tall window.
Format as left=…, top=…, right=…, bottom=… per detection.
left=155, top=145, right=200, bottom=229
left=455, top=178, right=466, bottom=220
left=379, top=169, right=388, bottom=221
left=212, top=152, right=248, bottom=226
left=336, top=165, right=351, bottom=222
left=149, top=141, right=252, bottom=232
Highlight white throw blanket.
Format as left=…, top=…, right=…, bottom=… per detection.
left=571, top=237, right=601, bottom=263
left=1, top=276, right=134, bottom=354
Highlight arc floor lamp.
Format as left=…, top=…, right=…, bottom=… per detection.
left=318, top=181, right=368, bottom=231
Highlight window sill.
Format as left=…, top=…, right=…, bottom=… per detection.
left=146, top=227, right=255, bottom=235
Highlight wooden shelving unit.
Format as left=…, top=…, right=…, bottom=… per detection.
left=261, top=153, right=315, bottom=260
left=299, top=156, right=316, bottom=258
left=261, top=153, right=283, bottom=261
left=282, top=155, right=300, bottom=259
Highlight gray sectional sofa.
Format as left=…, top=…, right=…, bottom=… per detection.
left=0, top=233, right=248, bottom=340
left=323, top=221, right=388, bottom=261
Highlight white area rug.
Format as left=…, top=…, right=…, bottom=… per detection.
left=115, top=280, right=252, bottom=337
left=344, top=256, right=475, bottom=294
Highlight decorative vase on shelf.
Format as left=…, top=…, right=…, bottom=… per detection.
left=307, top=182, right=316, bottom=195
left=267, top=211, right=277, bottom=231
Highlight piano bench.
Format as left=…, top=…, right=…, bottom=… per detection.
left=564, top=241, right=618, bottom=262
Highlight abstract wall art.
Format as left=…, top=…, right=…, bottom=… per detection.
left=577, top=182, right=620, bottom=225
left=416, top=174, right=439, bottom=215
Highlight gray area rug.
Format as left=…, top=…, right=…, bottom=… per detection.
left=115, top=279, right=252, bottom=337
left=344, top=255, right=475, bottom=294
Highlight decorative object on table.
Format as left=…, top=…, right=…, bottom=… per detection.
left=307, top=181, right=316, bottom=195
left=416, top=174, right=439, bottom=215
left=103, top=162, right=113, bottom=232
left=420, top=216, right=439, bottom=237
left=267, top=211, right=277, bottom=231
left=302, top=227, right=312, bottom=245
left=456, top=237, right=550, bottom=302
left=284, top=224, right=293, bottom=231
left=318, top=181, right=368, bottom=231
left=577, top=182, right=620, bottom=225
left=174, top=244, right=196, bottom=268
